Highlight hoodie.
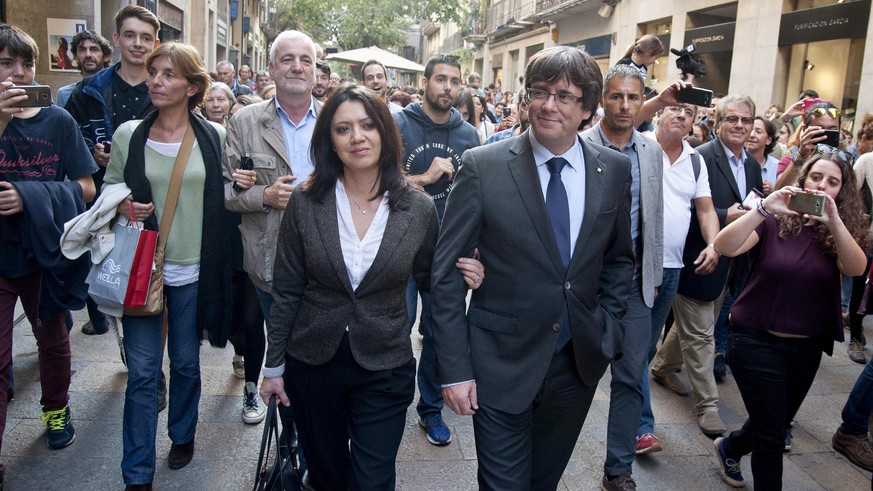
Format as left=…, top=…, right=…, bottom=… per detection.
left=393, top=102, right=479, bottom=217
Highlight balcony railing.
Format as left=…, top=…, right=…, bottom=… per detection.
left=485, top=0, right=537, bottom=35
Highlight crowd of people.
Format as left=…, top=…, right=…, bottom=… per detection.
left=1, top=10, right=872, bottom=491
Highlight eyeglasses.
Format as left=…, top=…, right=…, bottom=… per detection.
left=720, top=115, right=754, bottom=126
left=815, top=143, right=854, bottom=164
left=526, top=87, right=584, bottom=106
left=809, top=107, right=840, bottom=119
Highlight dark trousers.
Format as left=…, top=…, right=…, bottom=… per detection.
left=472, top=344, right=597, bottom=490
left=848, top=256, right=872, bottom=342
left=723, top=327, right=823, bottom=491
left=0, top=271, right=71, bottom=478
left=285, top=333, right=415, bottom=491
left=228, top=271, right=265, bottom=383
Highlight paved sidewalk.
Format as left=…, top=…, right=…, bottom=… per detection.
left=2, top=308, right=872, bottom=490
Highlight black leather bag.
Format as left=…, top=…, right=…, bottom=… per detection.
left=253, top=395, right=302, bottom=491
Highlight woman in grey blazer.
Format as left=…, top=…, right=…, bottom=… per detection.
left=258, top=84, right=444, bottom=490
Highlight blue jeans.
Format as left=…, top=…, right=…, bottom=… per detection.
left=406, top=276, right=443, bottom=417
left=121, top=282, right=201, bottom=485
left=639, top=268, right=681, bottom=435
left=604, top=286, right=653, bottom=476
left=841, top=356, right=873, bottom=436
left=713, top=289, right=735, bottom=356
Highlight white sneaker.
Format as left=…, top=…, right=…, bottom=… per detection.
left=243, top=382, right=266, bottom=424
left=232, top=355, right=245, bottom=379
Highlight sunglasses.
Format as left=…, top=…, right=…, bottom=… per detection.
left=815, top=143, right=854, bottom=164
left=809, top=107, right=840, bottom=119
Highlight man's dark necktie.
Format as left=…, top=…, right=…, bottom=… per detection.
left=546, top=157, right=571, bottom=350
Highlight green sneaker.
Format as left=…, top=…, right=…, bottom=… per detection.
left=40, top=405, right=76, bottom=449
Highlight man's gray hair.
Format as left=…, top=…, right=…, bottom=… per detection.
left=715, top=94, right=756, bottom=123
left=216, top=60, right=235, bottom=72
left=603, top=64, right=644, bottom=94
left=269, top=30, right=316, bottom=63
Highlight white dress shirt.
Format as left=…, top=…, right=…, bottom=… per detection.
left=529, top=131, right=586, bottom=255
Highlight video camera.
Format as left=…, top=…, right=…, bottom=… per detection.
left=670, top=44, right=707, bottom=80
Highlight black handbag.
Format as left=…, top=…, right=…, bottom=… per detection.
left=253, top=395, right=303, bottom=491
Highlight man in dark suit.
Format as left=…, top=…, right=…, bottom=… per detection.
left=431, top=46, right=635, bottom=490
left=651, top=94, right=763, bottom=437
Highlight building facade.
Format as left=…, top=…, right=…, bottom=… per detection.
left=1, top=0, right=272, bottom=97
left=463, top=0, right=873, bottom=132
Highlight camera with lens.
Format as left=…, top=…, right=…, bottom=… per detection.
left=670, top=44, right=707, bottom=80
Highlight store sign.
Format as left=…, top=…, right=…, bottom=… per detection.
left=779, top=0, right=870, bottom=45
left=568, top=34, right=611, bottom=57
left=683, top=22, right=735, bottom=54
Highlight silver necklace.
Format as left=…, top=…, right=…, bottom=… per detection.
left=352, top=198, right=367, bottom=214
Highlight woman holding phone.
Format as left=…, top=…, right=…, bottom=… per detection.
left=712, top=147, right=868, bottom=489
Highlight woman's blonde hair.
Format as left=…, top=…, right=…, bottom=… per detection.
left=145, top=42, right=211, bottom=111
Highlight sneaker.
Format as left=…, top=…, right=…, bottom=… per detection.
left=635, top=433, right=663, bottom=455
left=848, top=339, right=867, bottom=364
left=243, top=382, right=266, bottom=424
left=418, top=413, right=452, bottom=446
left=232, top=355, right=245, bottom=380
left=713, top=437, right=745, bottom=487
left=713, top=352, right=727, bottom=381
left=40, top=405, right=76, bottom=449
left=833, top=428, right=873, bottom=471
left=601, top=472, right=636, bottom=491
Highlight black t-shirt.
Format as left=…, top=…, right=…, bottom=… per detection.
left=0, top=106, right=98, bottom=278
left=111, top=71, right=150, bottom=131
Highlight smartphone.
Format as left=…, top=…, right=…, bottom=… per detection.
left=102, top=142, right=112, bottom=153
left=10, top=85, right=52, bottom=107
left=788, top=191, right=825, bottom=217
left=503, top=107, right=512, bottom=118
left=676, top=87, right=713, bottom=107
left=232, top=156, right=255, bottom=192
left=741, top=188, right=764, bottom=210
left=821, top=129, right=840, bottom=148
left=802, top=98, right=824, bottom=112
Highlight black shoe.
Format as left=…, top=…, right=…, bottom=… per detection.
left=713, top=352, right=727, bottom=381
left=81, top=320, right=109, bottom=335
left=157, top=373, right=167, bottom=413
left=124, top=484, right=152, bottom=490
left=168, top=440, right=194, bottom=469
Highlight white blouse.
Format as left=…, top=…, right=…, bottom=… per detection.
left=335, top=180, right=389, bottom=292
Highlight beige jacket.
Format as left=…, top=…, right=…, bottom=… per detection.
left=223, top=98, right=322, bottom=292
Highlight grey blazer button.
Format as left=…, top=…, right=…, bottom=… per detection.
left=564, top=281, right=571, bottom=290
left=552, top=323, right=561, bottom=332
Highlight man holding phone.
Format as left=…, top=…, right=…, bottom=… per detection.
left=775, top=101, right=841, bottom=190
left=0, top=24, right=98, bottom=487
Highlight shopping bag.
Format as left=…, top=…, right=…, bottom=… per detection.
left=86, top=221, right=142, bottom=313
left=123, top=227, right=158, bottom=308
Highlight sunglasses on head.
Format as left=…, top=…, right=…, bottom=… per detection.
left=815, top=143, right=853, bottom=164
left=809, top=107, right=840, bottom=119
